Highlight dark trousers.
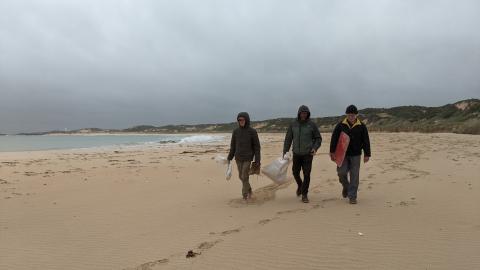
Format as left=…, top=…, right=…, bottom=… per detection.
left=337, top=155, right=361, bottom=199
left=292, top=154, right=313, bottom=196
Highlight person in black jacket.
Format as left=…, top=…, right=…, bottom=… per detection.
left=228, top=112, right=261, bottom=200
left=329, top=105, right=371, bottom=204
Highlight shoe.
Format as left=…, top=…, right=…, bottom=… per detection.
left=296, top=187, right=301, bottom=197
left=302, top=195, right=309, bottom=203
left=349, top=198, right=357, bottom=204
left=342, top=188, right=348, bottom=198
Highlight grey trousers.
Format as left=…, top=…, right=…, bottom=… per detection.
left=236, top=160, right=252, bottom=197
left=337, top=155, right=361, bottom=199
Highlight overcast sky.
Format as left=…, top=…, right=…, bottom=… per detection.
left=1, top=0, right=479, bottom=133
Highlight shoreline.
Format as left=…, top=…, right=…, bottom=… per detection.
left=1, top=132, right=478, bottom=154
left=0, top=133, right=229, bottom=154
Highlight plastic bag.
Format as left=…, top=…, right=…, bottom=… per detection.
left=261, top=153, right=292, bottom=184
left=225, top=163, right=232, bottom=180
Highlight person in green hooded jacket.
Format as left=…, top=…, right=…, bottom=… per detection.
left=283, top=105, right=322, bottom=203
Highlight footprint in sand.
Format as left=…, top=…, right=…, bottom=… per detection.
left=185, top=229, right=242, bottom=258
left=124, top=258, right=169, bottom=270
left=1, top=161, right=19, bottom=167
left=397, top=199, right=417, bottom=207
left=198, top=239, right=223, bottom=250
left=221, top=227, right=243, bottom=236
left=321, top=197, right=338, bottom=203
left=276, top=208, right=307, bottom=215
left=310, top=183, right=324, bottom=193
left=258, top=218, right=275, bottom=225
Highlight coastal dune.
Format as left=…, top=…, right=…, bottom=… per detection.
left=1, top=133, right=479, bottom=269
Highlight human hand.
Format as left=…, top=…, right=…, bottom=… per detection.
left=330, top=153, right=336, bottom=161
left=364, top=156, right=370, bottom=163
left=249, top=161, right=261, bottom=175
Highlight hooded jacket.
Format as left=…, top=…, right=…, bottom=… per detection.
left=283, top=105, right=322, bottom=155
left=227, top=112, right=261, bottom=162
left=330, top=117, right=371, bottom=157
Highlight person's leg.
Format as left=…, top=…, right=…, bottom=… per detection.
left=300, top=154, right=313, bottom=196
left=347, top=155, right=361, bottom=200
left=337, top=157, right=350, bottom=196
left=241, top=161, right=252, bottom=198
left=235, top=160, right=243, bottom=180
left=292, top=154, right=303, bottom=195
left=236, top=161, right=252, bottom=198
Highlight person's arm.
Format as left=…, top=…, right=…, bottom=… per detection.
left=252, top=129, right=261, bottom=163
left=283, top=124, right=293, bottom=156
left=329, top=124, right=341, bottom=160
left=310, top=122, right=322, bottom=154
left=227, top=130, right=236, bottom=161
left=362, top=125, right=371, bottom=162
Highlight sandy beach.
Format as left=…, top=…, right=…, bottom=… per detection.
left=1, top=132, right=479, bottom=270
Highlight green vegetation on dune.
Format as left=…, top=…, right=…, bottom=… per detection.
left=195, top=99, right=480, bottom=134
left=19, top=99, right=480, bottom=135
left=359, top=99, right=480, bottom=134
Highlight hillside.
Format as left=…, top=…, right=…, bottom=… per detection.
left=125, top=99, right=480, bottom=134
left=19, top=99, right=480, bottom=135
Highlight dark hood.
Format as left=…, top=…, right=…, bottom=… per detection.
left=237, top=112, right=251, bottom=128
left=297, top=105, right=311, bottom=121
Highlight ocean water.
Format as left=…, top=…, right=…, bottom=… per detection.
left=0, top=134, right=224, bottom=152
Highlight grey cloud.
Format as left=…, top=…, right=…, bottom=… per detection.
left=0, top=0, right=479, bottom=133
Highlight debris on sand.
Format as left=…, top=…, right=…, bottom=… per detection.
left=186, top=250, right=201, bottom=258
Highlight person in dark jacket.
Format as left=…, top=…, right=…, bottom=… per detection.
left=329, top=105, right=371, bottom=204
left=283, top=105, right=322, bottom=203
left=227, top=112, right=261, bottom=200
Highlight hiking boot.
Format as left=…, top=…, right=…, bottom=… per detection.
left=302, top=195, right=309, bottom=203
left=349, top=198, right=357, bottom=204
left=342, top=188, right=348, bottom=198
left=296, top=187, right=301, bottom=197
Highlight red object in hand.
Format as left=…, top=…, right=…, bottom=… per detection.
left=334, top=131, right=350, bottom=167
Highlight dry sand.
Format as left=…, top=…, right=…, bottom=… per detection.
left=1, top=133, right=479, bottom=270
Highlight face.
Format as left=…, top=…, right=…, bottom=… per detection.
left=300, top=111, right=308, bottom=120
left=347, top=113, right=357, bottom=123
left=237, top=117, right=246, bottom=127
